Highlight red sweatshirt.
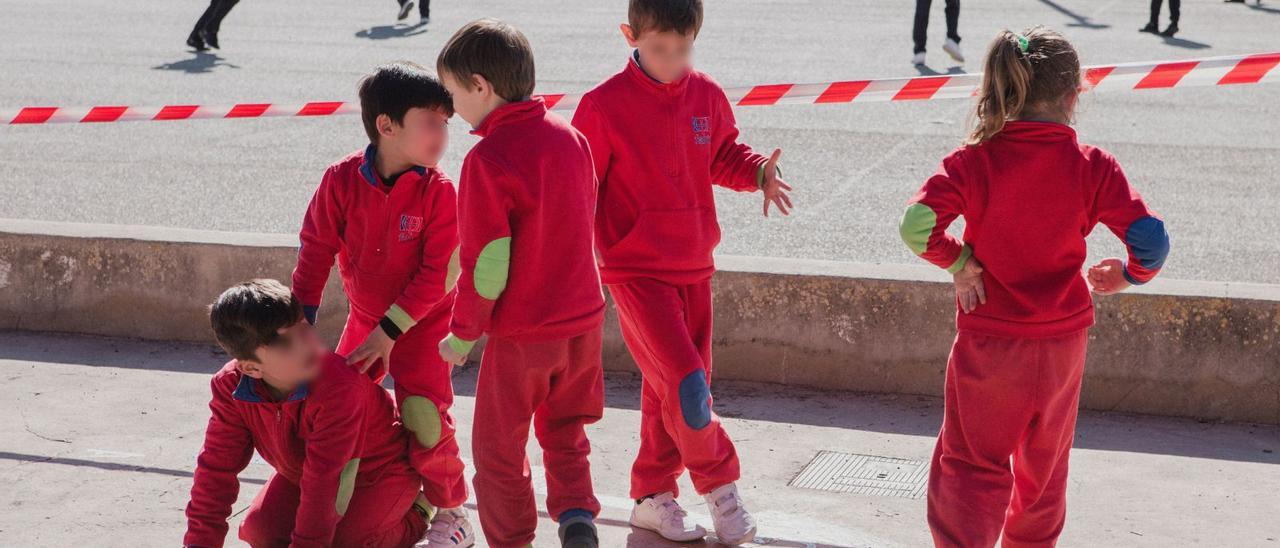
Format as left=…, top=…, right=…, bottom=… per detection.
left=899, top=121, right=1170, bottom=337
left=293, top=144, right=459, bottom=338
left=184, top=354, right=415, bottom=548
left=442, top=98, right=605, bottom=355
left=572, top=54, right=770, bottom=285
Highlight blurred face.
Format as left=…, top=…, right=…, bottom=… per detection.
left=237, top=320, right=326, bottom=395
left=439, top=70, right=494, bottom=129
left=379, top=106, right=450, bottom=168
left=622, top=24, right=696, bottom=83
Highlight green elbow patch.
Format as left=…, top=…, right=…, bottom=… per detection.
left=474, top=237, right=511, bottom=300
left=900, top=203, right=938, bottom=255
left=335, top=457, right=360, bottom=516
left=445, top=246, right=461, bottom=293
left=401, top=396, right=443, bottom=449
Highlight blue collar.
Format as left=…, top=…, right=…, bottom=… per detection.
left=631, top=50, right=663, bottom=83
left=358, top=143, right=427, bottom=188
left=233, top=374, right=310, bottom=403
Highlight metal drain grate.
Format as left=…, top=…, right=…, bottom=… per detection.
left=789, top=451, right=928, bottom=499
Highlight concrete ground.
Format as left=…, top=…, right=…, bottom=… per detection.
left=1, top=330, right=1277, bottom=547
left=1, top=0, right=1279, bottom=283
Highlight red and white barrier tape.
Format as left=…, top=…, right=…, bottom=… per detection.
left=5, top=52, right=1276, bottom=125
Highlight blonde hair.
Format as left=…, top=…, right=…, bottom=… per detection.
left=968, top=26, right=1081, bottom=145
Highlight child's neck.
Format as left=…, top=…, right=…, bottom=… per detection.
left=374, top=145, right=416, bottom=180
left=259, top=376, right=298, bottom=401
left=472, top=96, right=513, bottom=130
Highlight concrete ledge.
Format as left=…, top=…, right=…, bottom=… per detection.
left=3, top=218, right=1278, bottom=424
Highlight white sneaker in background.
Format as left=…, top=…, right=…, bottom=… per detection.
left=629, top=492, right=707, bottom=542
left=703, top=483, right=756, bottom=546
left=943, top=38, right=965, bottom=63
left=912, top=51, right=927, bottom=65
left=416, top=507, right=475, bottom=548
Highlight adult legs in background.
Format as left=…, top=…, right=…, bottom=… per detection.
left=913, top=0, right=932, bottom=54
left=943, top=0, right=961, bottom=44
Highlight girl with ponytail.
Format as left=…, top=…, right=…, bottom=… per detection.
left=898, top=26, right=1171, bottom=547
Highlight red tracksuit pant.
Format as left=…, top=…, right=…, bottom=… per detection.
left=608, top=278, right=740, bottom=500
left=336, top=301, right=468, bottom=510
left=238, top=471, right=427, bottom=548
left=471, top=327, right=605, bottom=548
left=927, top=329, right=1089, bottom=548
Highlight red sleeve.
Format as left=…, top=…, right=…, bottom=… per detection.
left=290, top=382, right=367, bottom=548
left=292, top=167, right=345, bottom=324
left=709, top=87, right=768, bottom=193
left=1093, top=155, right=1170, bottom=285
left=184, top=375, right=254, bottom=548
left=570, top=94, right=614, bottom=184
left=900, top=151, right=973, bottom=273
left=447, top=154, right=514, bottom=348
left=380, top=176, right=460, bottom=337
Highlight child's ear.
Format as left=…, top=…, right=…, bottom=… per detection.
left=376, top=113, right=396, bottom=139
left=237, top=358, right=265, bottom=379
left=620, top=23, right=638, bottom=47
left=471, top=74, right=491, bottom=97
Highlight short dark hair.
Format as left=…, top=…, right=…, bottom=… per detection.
left=209, top=279, right=304, bottom=362
left=629, top=0, right=703, bottom=37
left=437, top=19, right=536, bottom=103
left=358, top=61, right=453, bottom=144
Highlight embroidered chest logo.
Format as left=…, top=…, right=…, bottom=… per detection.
left=691, top=116, right=711, bottom=145
left=398, top=215, right=424, bottom=241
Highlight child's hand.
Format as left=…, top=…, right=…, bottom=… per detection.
left=438, top=338, right=468, bottom=366
left=761, top=148, right=793, bottom=217
left=954, top=258, right=986, bottom=314
left=1087, top=258, right=1132, bottom=295
left=346, top=327, right=395, bottom=374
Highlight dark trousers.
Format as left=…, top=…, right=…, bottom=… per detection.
left=193, top=0, right=239, bottom=34
left=397, top=0, right=430, bottom=18
left=1149, top=0, right=1180, bottom=24
left=913, top=0, right=960, bottom=53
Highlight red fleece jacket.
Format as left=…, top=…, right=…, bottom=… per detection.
left=900, top=121, right=1170, bottom=338
left=183, top=354, right=415, bottom=548
left=444, top=98, right=604, bottom=352
left=293, top=145, right=459, bottom=338
left=572, top=55, right=769, bottom=285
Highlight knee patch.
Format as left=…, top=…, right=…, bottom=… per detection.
left=401, top=396, right=443, bottom=448
left=677, top=370, right=712, bottom=430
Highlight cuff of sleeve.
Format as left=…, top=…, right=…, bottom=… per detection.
left=1122, top=262, right=1147, bottom=286
left=755, top=162, right=781, bottom=190
left=302, top=305, right=319, bottom=326
left=382, top=303, right=416, bottom=337
left=378, top=317, right=403, bottom=340
left=945, top=245, right=974, bottom=274
left=444, top=333, right=476, bottom=356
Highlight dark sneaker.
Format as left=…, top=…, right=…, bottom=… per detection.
left=398, top=0, right=415, bottom=21
left=200, top=29, right=220, bottom=49
left=186, top=30, right=207, bottom=51
left=1139, top=22, right=1159, bottom=33
left=558, top=516, right=598, bottom=548
left=1160, top=23, right=1179, bottom=36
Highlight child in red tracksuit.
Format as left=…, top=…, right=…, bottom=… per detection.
left=291, top=62, right=474, bottom=547
left=569, top=1, right=792, bottom=545
left=185, top=280, right=429, bottom=548
left=435, top=19, right=607, bottom=548
left=899, top=28, right=1170, bottom=548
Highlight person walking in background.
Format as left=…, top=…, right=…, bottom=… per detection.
left=1141, top=0, right=1179, bottom=36
left=396, top=0, right=431, bottom=24
left=187, top=0, right=239, bottom=50
left=913, top=0, right=963, bottom=65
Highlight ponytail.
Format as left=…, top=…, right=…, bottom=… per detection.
left=967, top=27, right=1082, bottom=145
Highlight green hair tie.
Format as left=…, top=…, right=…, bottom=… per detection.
left=1015, top=34, right=1030, bottom=53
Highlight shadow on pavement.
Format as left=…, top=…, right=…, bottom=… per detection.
left=355, top=22, right=429, bottom=40
left=1247, top=2, right=1280, bottom=14
left=913, top=64, right=965, bottom=77
left=0, top=450, right=267, bottom=485
left=1160, top=35, right=1212, bottom=50
left=152, top=51, right=240, bottom=73
left=1037, top=0, right=1111, bottom=29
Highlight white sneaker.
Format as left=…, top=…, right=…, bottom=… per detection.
left=629, top=492, right=707, bottom=542
left=703, top=483, right=756, bottom=545
left=397, top=0, right=415, bottom=21
left=417, top=507, right=475, bottom=547
left=911, top=51, right=926, bottom=65
left=943, top=38, right=965, bottom=63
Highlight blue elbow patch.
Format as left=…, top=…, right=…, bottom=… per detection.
left=1125, top=216, right=1170, bottom=270
left=678, top=370, right=712, bottom=430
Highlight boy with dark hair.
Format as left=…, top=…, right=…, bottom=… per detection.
left=184, top=279, right=429, bottom=548
left=292, top=62, right=474, bottom=547
left=570, top=0, right=794, bottom=544
left=435, top=18, right=606, bottom=548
